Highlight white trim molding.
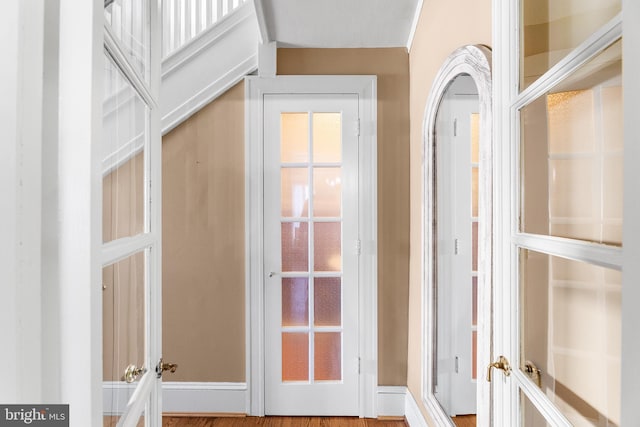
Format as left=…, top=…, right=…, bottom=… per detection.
left=406, top=0, right=424, bottom=52
left=377, top=386, right=407, bottom=418
left=405, top=390, right=430, bottom=427
left=104, top=382, right=248, bottom=415
left=421, top=45, right=493, bottom=426
left=245, top=75, right=378, bottom=418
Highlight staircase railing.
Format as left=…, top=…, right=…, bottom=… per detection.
left=162, top=0, right=248, bottom=58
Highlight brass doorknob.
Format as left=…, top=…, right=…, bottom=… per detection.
left=155, top=358, right=178, bottom=378
left=524, top=360, right=542, bottom=388
left=486, top=355, right=511, bottom=382
left=123, top=364, right=146, bottom=383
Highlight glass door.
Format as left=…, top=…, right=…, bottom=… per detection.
left=493, top=0, right=627, bottom=425
left=102, top=0, right=164, bottom=425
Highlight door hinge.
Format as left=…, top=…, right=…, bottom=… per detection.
left=356, top=239, right=361, bottom=256
left=358, top=357, right=361, bottom=374
left=454, top=238, right=459, bottom=255
left=455, top=356, right=459, bottom=373
left=453, top=118, right=457, bottom=137
left=356, top=119, right=361, bottom=137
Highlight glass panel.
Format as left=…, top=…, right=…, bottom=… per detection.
left=313, top=168, right=342, bottom=217
left=521, top=0, right=620, bottom=89
left=281, top=168, right=309, bottom=218
left=520, top=249, right=621, bottom=426
left=312, top=113, right=341, bottom=163
left=314, top=222, right=342, bottom=271
left=314, top=332, right=342, bottom=381
left=103, top=55, right=146, bottom=243
left=281, top=113, right=309, bottom=163
left=521, top=40, right=622, bottom=245
left=102, top=251, right=145, bottom=422
left=471, top=113, right=480, bottom=163
left=471, top=167, right=479, bottom=217
left=314, top=277, right=341, bottom=326
left=281, top=222, right=309, bottom=272
left=521, top=390, right=552, bottom=427
left=282, top=333, right=309, bottom=382
left=282, top=278, right=309, bottom=327
left=104, top=0, right=149, bottom=80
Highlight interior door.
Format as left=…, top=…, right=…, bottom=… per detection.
left=493, top=1, right=624, bottom=425
left=102, top=1, right=165, bottom=426
left=263, top=93, right=360, bottom=415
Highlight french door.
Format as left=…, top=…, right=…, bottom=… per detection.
left=102, top=1, right=164, bottom=426
left=492, top=0, right=637, bottom=425
left=263, top=94, right=360, bottom=415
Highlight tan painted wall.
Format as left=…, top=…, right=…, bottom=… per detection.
left=407, top=0, right=492, bottom=421
left=162, top=82, right=245, bottom=382
left=278, top=48, right=411, bottom=386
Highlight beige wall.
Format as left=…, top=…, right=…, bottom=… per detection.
left=407, top=0, right=491, bottom=421
left=278, top=48, right=411, bottom=386
left=162, top=82, right=245, bottom=382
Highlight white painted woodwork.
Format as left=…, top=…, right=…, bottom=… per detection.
left=263, top=94, right=360, bottom=415
left=246, top=75, right=377, bottom=418
left=421, top=45, right=492, bottom=427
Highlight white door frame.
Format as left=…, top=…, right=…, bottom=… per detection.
left=421, top=45, right=492, bottom=426
left=245, top=75, right=378, bottom=418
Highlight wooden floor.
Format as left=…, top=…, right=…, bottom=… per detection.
left=161, top=417, right=407, bottom=427
left=451, top=415, right=476, bottom=427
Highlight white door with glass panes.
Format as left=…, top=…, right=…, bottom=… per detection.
left=492, top=0, right=633, bottom=425
left=102, top=1, right=168, bottom=426
left=264, top=94, right=360, bottom=415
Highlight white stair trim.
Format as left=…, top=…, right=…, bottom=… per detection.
left=405, top=390, right=430, bottom=427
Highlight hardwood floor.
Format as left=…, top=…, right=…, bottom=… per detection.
left=161, top=416, right=408, bottom=427
left=451, top=415, right=476, bottom=427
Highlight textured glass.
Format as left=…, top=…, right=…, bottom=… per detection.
left=314, top=222, right=342, bottom=272
left=472, top=276, right=478, bottom=326
left=312, top=113, right=341, bottom=163
left=281, top=168, right=309, bottom=218
left=521, top=0, right=620, bottom=89
left=471, top=113, right=480, bottom=164
left=281, top=113, right=309, bottom=163
left=314, top=332, right=342, bottom=381
left=314, top=277, right=341, bottom=326
left=521, top=40, right=622, bottom=245
left=281, top=222, right=309, bottom=272
left=103, top=55, right=146, bottom=243
left=313, top=168, right=342, bottom=217
left=471, top=167, right=479, bottom=218
left=282, top=333, right=309, bottom=382
left=102, top=251, right=145, bottom=382
left=521, top=250, right=621, bottom=426
left=104, top=0, right=149, bottom=80
left=282, top=278, right=309, bottom=327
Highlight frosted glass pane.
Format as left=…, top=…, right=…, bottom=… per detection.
left=282, top=333, right=309, bottom=382
left=521, top=0, right=620, bottom=89
left=281, top=113, right=309, bottom=163
left=314, top=277, right=341, bottom=326
left=102, top=251, right=145, bottom=382
left=313, top=168, right=342, bottom=217
left=472, top=222, right=478, bottom=271
left=103, top=54, right=146, bottom=243
left=281, top=222, right=309, bottom=272
left=314, top=222, right=341, bottom=272
left=282, top=278, right=309, bottom=327
left=281, top=168, right=309, bottom=218
left=471, top=167, right=479, bottom=218
left=520, top=250, right=621, bottom=426
left=521, top=40, right=622, bottom=245
left=314, top=332, right=341, bottom=381
left=313, top=113, right=341, bottom=163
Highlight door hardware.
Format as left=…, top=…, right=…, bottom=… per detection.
left=486, top=355, right=511, bottom=382
left=123, top=364, right=146, bottom=383
left=156, top=358, right=178, bottom=378
left=524, top=360, right=542, bottom=388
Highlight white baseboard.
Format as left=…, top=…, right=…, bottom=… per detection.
left=103, top=382, right=248, bottom=415
left=405, top=390, right=429, bottom=427
left=377, top=386, right=407, bottom=418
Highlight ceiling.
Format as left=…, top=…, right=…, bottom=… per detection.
left=258, top=0, right=422, bottom=48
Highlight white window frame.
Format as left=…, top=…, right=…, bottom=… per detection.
left=245, top=75, right=378, bottom=418
left=492, top=0, right=639, bottom=424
